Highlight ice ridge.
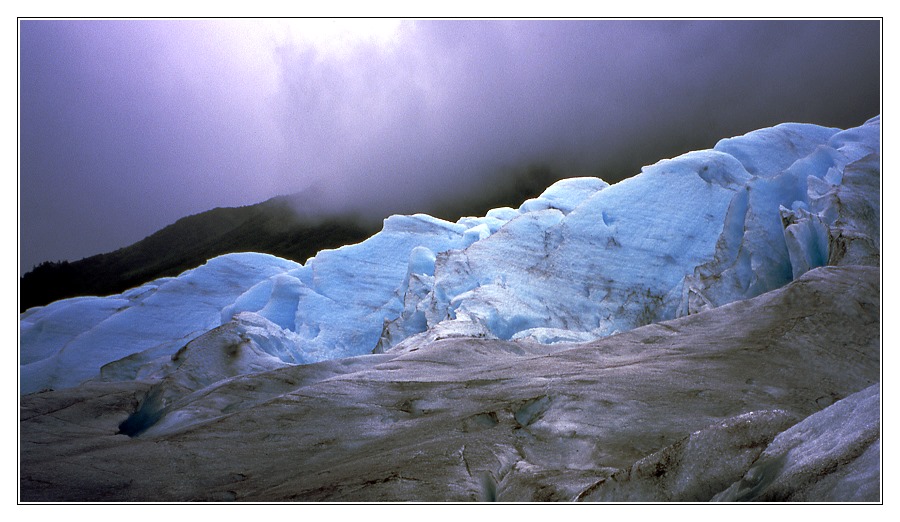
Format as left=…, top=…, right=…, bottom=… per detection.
left=19, top=117, right=881, bottom=394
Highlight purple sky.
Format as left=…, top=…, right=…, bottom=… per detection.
left=19, top=19, right=880, bottom=273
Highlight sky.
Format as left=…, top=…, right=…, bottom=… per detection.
left=18, top=19, right=881, bottom=273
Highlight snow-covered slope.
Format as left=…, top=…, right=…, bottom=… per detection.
left=20, top=117, right=880, bottom=396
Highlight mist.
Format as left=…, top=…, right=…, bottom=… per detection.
left=19, top=19, right=880, bottom=272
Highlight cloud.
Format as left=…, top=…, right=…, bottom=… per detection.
left=265, top=19, right=880, bottom=215
left=19, top=19, right=880, bottom=271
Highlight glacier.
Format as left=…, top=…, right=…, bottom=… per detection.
left=20, top=264, right=880, bottom=502
left=19, top=116, right=880, bottom=395
left=19, top=117, right=881, bottom=502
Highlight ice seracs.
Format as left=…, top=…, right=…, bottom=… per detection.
left=382, top=117, right=880, bottom=348
left=19, top=117, right=880, bottom=394
left=18, top=116, right=882, bottom=502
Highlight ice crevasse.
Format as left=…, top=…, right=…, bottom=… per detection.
left=19, top=116, right=881, bottom=394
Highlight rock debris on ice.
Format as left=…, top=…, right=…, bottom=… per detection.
left=19, top=117, right=881, bottom=502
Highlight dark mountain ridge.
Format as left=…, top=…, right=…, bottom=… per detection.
left=20, top=164, right=561, bottom=312
left=19, top=197, right=377, bottom=312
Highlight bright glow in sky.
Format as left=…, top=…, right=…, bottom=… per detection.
left=276, top=19, right=407, bottom=57
left=18, top=19, right=881, bottom=273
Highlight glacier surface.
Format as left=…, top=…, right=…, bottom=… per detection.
left=20, top=264, right=880, bottom=501
left=18, top=116, right=881, bottom=502
left=20, top=116, right=881, bottom=397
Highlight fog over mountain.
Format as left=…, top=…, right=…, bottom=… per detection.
left=19, top=19, right=880, bottom=273
left=19, top=116, right=881, bottom=502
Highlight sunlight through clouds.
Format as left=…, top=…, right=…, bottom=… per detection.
left=19, top=19, right=880, bottom=271
left=259, top=18, right=409, bottom=60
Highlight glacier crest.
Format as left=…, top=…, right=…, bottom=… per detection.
left=19, top=118, right=880, bottom=393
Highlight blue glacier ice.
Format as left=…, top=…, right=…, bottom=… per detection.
left=19, top=116, right=880, bottom=394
